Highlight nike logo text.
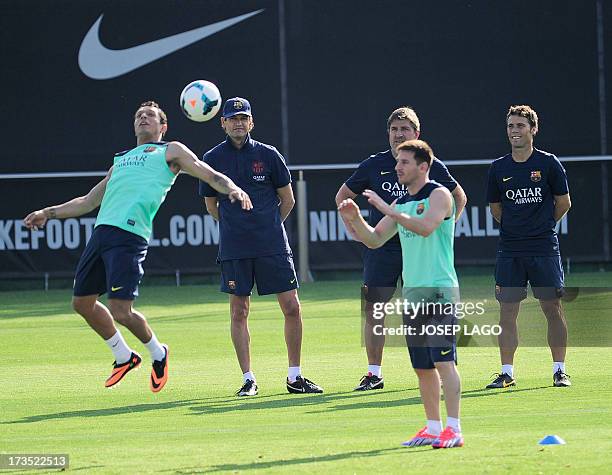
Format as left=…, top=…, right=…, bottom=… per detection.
left=380, top=171, right=392, bottom=175
left=111, top=286, right=123, bottom=292
left=502, top=177, right=512, bottom=182
left=440, top=349, right=452, bottom=356
left=79, top=10, right=264, bottom=79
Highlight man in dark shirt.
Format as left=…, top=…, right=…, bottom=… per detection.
left=336, top=106, right=467, bottom=391
left=200, top=97, right=323, bottom=396
left=486, top=105, right=572, bottom=389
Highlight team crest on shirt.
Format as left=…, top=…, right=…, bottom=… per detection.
left=143, top=146, right=157, bottom=153
left=252, top=161, right=266, bottom=181
left=530, top=170, right=542, bottom=182
left=416, top=203, right=425, bottom=215
left=252, top=161, right=265, bottom=174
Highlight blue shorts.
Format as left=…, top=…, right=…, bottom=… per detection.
left=363, top=247, right=402, bottom=303
left=495, top=256, right=564, bottom=302
left=219, top=253, right=298, bottom=296
left=408, top=345, right=457, bottom=370
left=403, top=299, right=458, bottom=370
left=73, top=225, right=148, bottom=300
left=363, top=247, right=402, bottom=287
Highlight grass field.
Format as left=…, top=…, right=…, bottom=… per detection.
left=2, top=271, right=612, bottom=474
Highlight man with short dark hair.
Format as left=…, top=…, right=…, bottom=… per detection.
left=200, top=97, right=323, bottom=397
left=486, top=104, right=572, bottom=389
left=24, top=101, right=251, bottom=392
left=339, top=139, right=464, bottom=449
left=336, top=106, right=466, bottom=391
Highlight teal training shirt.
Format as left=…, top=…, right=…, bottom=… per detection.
left=395, top=181, right=458, bottom=302
left=95, top=142, right=176, bottom=241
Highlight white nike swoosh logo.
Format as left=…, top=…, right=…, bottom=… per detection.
left=79, top=10, right=264, bottom=80
left=380, top=171, right=392, bottom=175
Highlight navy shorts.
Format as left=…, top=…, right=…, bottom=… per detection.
left=403, top=299, right=458, bottom=370
left=219, top=253, right=298, bottom=296
left=495, top=256, right=564, bottom=302
left=73, top=225, right=148, bottom=300
left=363, top=247, right=402, bottom=303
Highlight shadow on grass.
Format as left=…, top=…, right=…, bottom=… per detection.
left=3, top=399, right=208, bottom=424
left=0, top=302, right=71, bottom=319
left=168, top=446, right=417, bottom=473
left=4, top=386, right=548, bottom=425
left=4, top=389, right=414, bottom=424
left=304, top=385, right=552, bottom=414
left=187, top=389, right=417, bottom=416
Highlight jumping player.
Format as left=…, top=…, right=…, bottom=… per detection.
left=24, top=101, right=252, bottom=392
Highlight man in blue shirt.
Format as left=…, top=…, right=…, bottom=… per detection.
left=335, top=106, right=467, bottom=391
left=200, top=97, right=323, bottom=396
left=486, top=105, right=572, bottom=388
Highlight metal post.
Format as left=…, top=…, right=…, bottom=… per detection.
left=175, top=269, right=181, bottom=287
left=296, top=170, right=313, bottom=282
left=278, top=0, right=290, bottom=162
left=44, top=272, right=49, bottom=291
left=596, top=0, right=610, bottom=261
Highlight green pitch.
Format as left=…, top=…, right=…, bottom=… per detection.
left=1, top=272, right=611, bottom=473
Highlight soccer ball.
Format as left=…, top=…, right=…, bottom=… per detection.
left=179, top=80, right=221, bottom=122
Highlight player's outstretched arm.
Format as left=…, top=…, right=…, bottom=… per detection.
left=390, top=188, right=452, bottom=237
left=338, top=199, right=397, bottom=248
left=167, top=141, right=252, bottom=210
left=23, top=168, right=112, bottom=230
left=553, top=193, right=571, bottom=222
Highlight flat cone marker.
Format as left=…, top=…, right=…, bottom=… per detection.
left=538, top=435, right=566, bottom=445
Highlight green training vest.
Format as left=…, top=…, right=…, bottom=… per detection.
left=395, top=185, right=459, bottom=302
left=95, top=143, right=176, bottom=241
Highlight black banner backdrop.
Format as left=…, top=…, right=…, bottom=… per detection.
left=0, top=161, right=601, bottom=278
left=1, top=0, right=610, bottom=277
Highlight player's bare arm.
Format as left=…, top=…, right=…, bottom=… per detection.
left=489, top=202, right=502, bottom=223
left=338, top=198, right=397, bottom=249
left=335, top=183, right=361, bottom=241
left=23, top=168, right=113, bottom=230
left=166, top=141, right=253, bottom=210
left=553, top=193, right=571, bottom=222
left=365, top=188, right=451, bottom=238
left=205, top=197, right=220, bottom=221
left=451, top=183, right=468, bottom=221
left=277, top=184, right=295, bottom=222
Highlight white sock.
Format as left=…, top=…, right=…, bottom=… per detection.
left=288, top=366, right=301, bottom=383
left=368, top=365, right=382, bottom=378
left=501, top=364, right=514, bottom=377
left=105, top=330, right=132, bottom=364
left=447, top=417, right=461, bottom=433
left=243, top=371, right=256, bottom=383
left=144, top=333, right=165, bottom=361
left=426, top=419, right=442, bottom=435
left=553, top=362, right=565, bottom=374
